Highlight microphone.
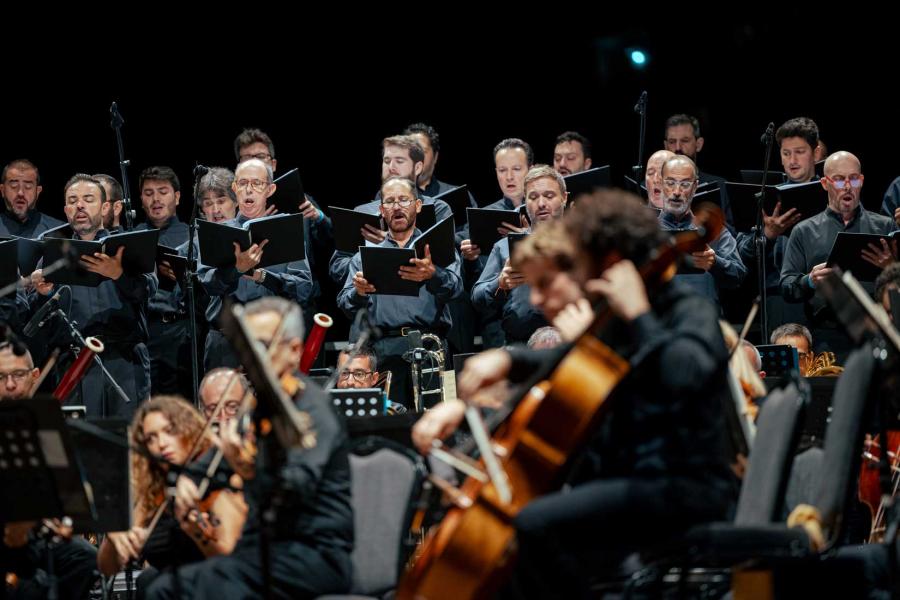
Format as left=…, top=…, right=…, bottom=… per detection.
left=24, top=290, right=62, bottom=337
left=633, top=91, right=647, bottom=114
left=760, top=122, right=775, bottom=145
left=193, top=164, right=210, bottom=177
left=110, top=101, right=124, bottom=128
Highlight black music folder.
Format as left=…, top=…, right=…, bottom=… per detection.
left=563, top=165, right=611, bottom=200
left=0, top=236, right=43, bottom=275
left=433, top=184, right=471, bottom=226
left=360, top=246, right=420, bottom=296
left=416, top=203, right=436, bottom=231
left=466, top=207, right=521, bottom=252
left=506, top=232, right=529, bottom=259
left=42, top=229, right=159, bottom=286
left=156, top=244, right=194, bottom=292
left=330, top=206, right=384, bottom=253
left=198, top=213, right=304, bottom=269
left=727, top=180, right=825, bottom=235
left=270, top=167, right=306, bottom=215
left=414, top=216, right=456, bottom=268
left=826, top=231, right=898, bottom=282
left=101, top=229, right=160, bottom=275
left=0, top=238, right=18, bottom=293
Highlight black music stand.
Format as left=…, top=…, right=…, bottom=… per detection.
left=0, top=394, right=96, bottom=599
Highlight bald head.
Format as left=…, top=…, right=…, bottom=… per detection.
left=822, top=151, right=864, bottom=221
left=661, top=155, right=699, bottom=180
left=645, top=150, right=676, bottom=208
left=823, top=151, right=861, bottom=177
left=235, top=158, right=273, bottom=183
left=660, top=155, right=699, bottom=218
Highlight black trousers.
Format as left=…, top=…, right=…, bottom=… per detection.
left=147, top=316, right=198, bottom=401
left=63, top=342, right=150, bottom=420
left=502, top=478, right=721, bottom=600
left=373, top=335, right=447, bottom=411
left=145, top=540, right=351, bottom=600
left=11, top=537, right=98, bottom=600
left=203, top=329, right=240, bottom=372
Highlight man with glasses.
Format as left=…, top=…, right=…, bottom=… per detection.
left=335, top=347, right=407, bottom=414
left=770, top=323, right=814, bottom=376
left=781, top=151, right=897, bottom=360
left=199, top=159, right=314, bottom=370
left=0, top=159, right=64, bottom=238
left=338, top=176, right=462, bottom=410
left=234, top=128, right=332, bottom=327
left=663, top=114, right=734, bottom=232
left=199, top=367, right=250, bottom=428
left=1, top=340, right=101, bottom=599
left=658, top=155, right=746, bottom=311
left=328, top=135, right=453, bottom=286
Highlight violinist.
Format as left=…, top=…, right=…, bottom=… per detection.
left=97, top=395, right=245, bottom=592
left=412, top=190, right=736, bottom=599
left=1, top=341, right=99, bottom=600
left=147, top=297, right=353, bottom=599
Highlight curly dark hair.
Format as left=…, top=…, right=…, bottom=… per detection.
left=562, top=189, right=666, bottom=276
left=131, top=395, right=211, bottom=521
left=776, top=117, right=819, bottom=150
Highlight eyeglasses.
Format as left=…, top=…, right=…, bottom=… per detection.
left=662, top=178, right=696, bottom=191
left=0, top=370, right=31, bottom=383
left=381, top=198, right=414, bottom=209
left=239, top=152, right=272, bottom=162
left=826, top=174, right=863, bottom=190
left=203, top=401, right=241, bottom=418
left=234, top=179, right=269, bottom=193
left=338, top=369, right=374, bottom=382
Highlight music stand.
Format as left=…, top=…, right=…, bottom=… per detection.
left=0, top=394, right=95, bottom=522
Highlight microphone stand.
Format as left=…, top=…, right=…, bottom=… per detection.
left=632, top=91, right=648, bottom=197
left=754, top=122, right=776, bottom=342
left=53, top=306, right=130, bottom=416
left=185, top=165, right=206, bottom=403
left=110, top=102, right=135, bottom=231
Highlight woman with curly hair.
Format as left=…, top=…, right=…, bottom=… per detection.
left=97, top=395, right=246, bottom=590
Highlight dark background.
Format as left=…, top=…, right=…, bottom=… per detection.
left=6, top=21, right=897, bottom=222
left=5, top=20, right=896, bottom=339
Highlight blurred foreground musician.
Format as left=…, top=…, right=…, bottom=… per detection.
left=412, top=190, right=736, bottom=599
left=148, top=297, right=353, bottom=599
left=1, top=341, right=99, bottom=600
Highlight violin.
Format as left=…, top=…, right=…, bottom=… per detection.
left=859, top=432, right=900, bottom=542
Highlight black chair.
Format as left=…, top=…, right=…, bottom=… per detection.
left=629, top=344, right=879, bottom=597
left=317, top=436, right=427, bottom=600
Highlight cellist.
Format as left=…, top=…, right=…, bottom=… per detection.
left=412, top=190, right=737, bottom=599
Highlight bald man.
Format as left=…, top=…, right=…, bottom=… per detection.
left=781, top=151, right=898, bottom=360
left=658, top=155, right=746, bottom=311
left=645, top=149, right=676, bottom=209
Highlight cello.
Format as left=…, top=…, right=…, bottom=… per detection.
left=398, top=206, right=724, bottom=600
